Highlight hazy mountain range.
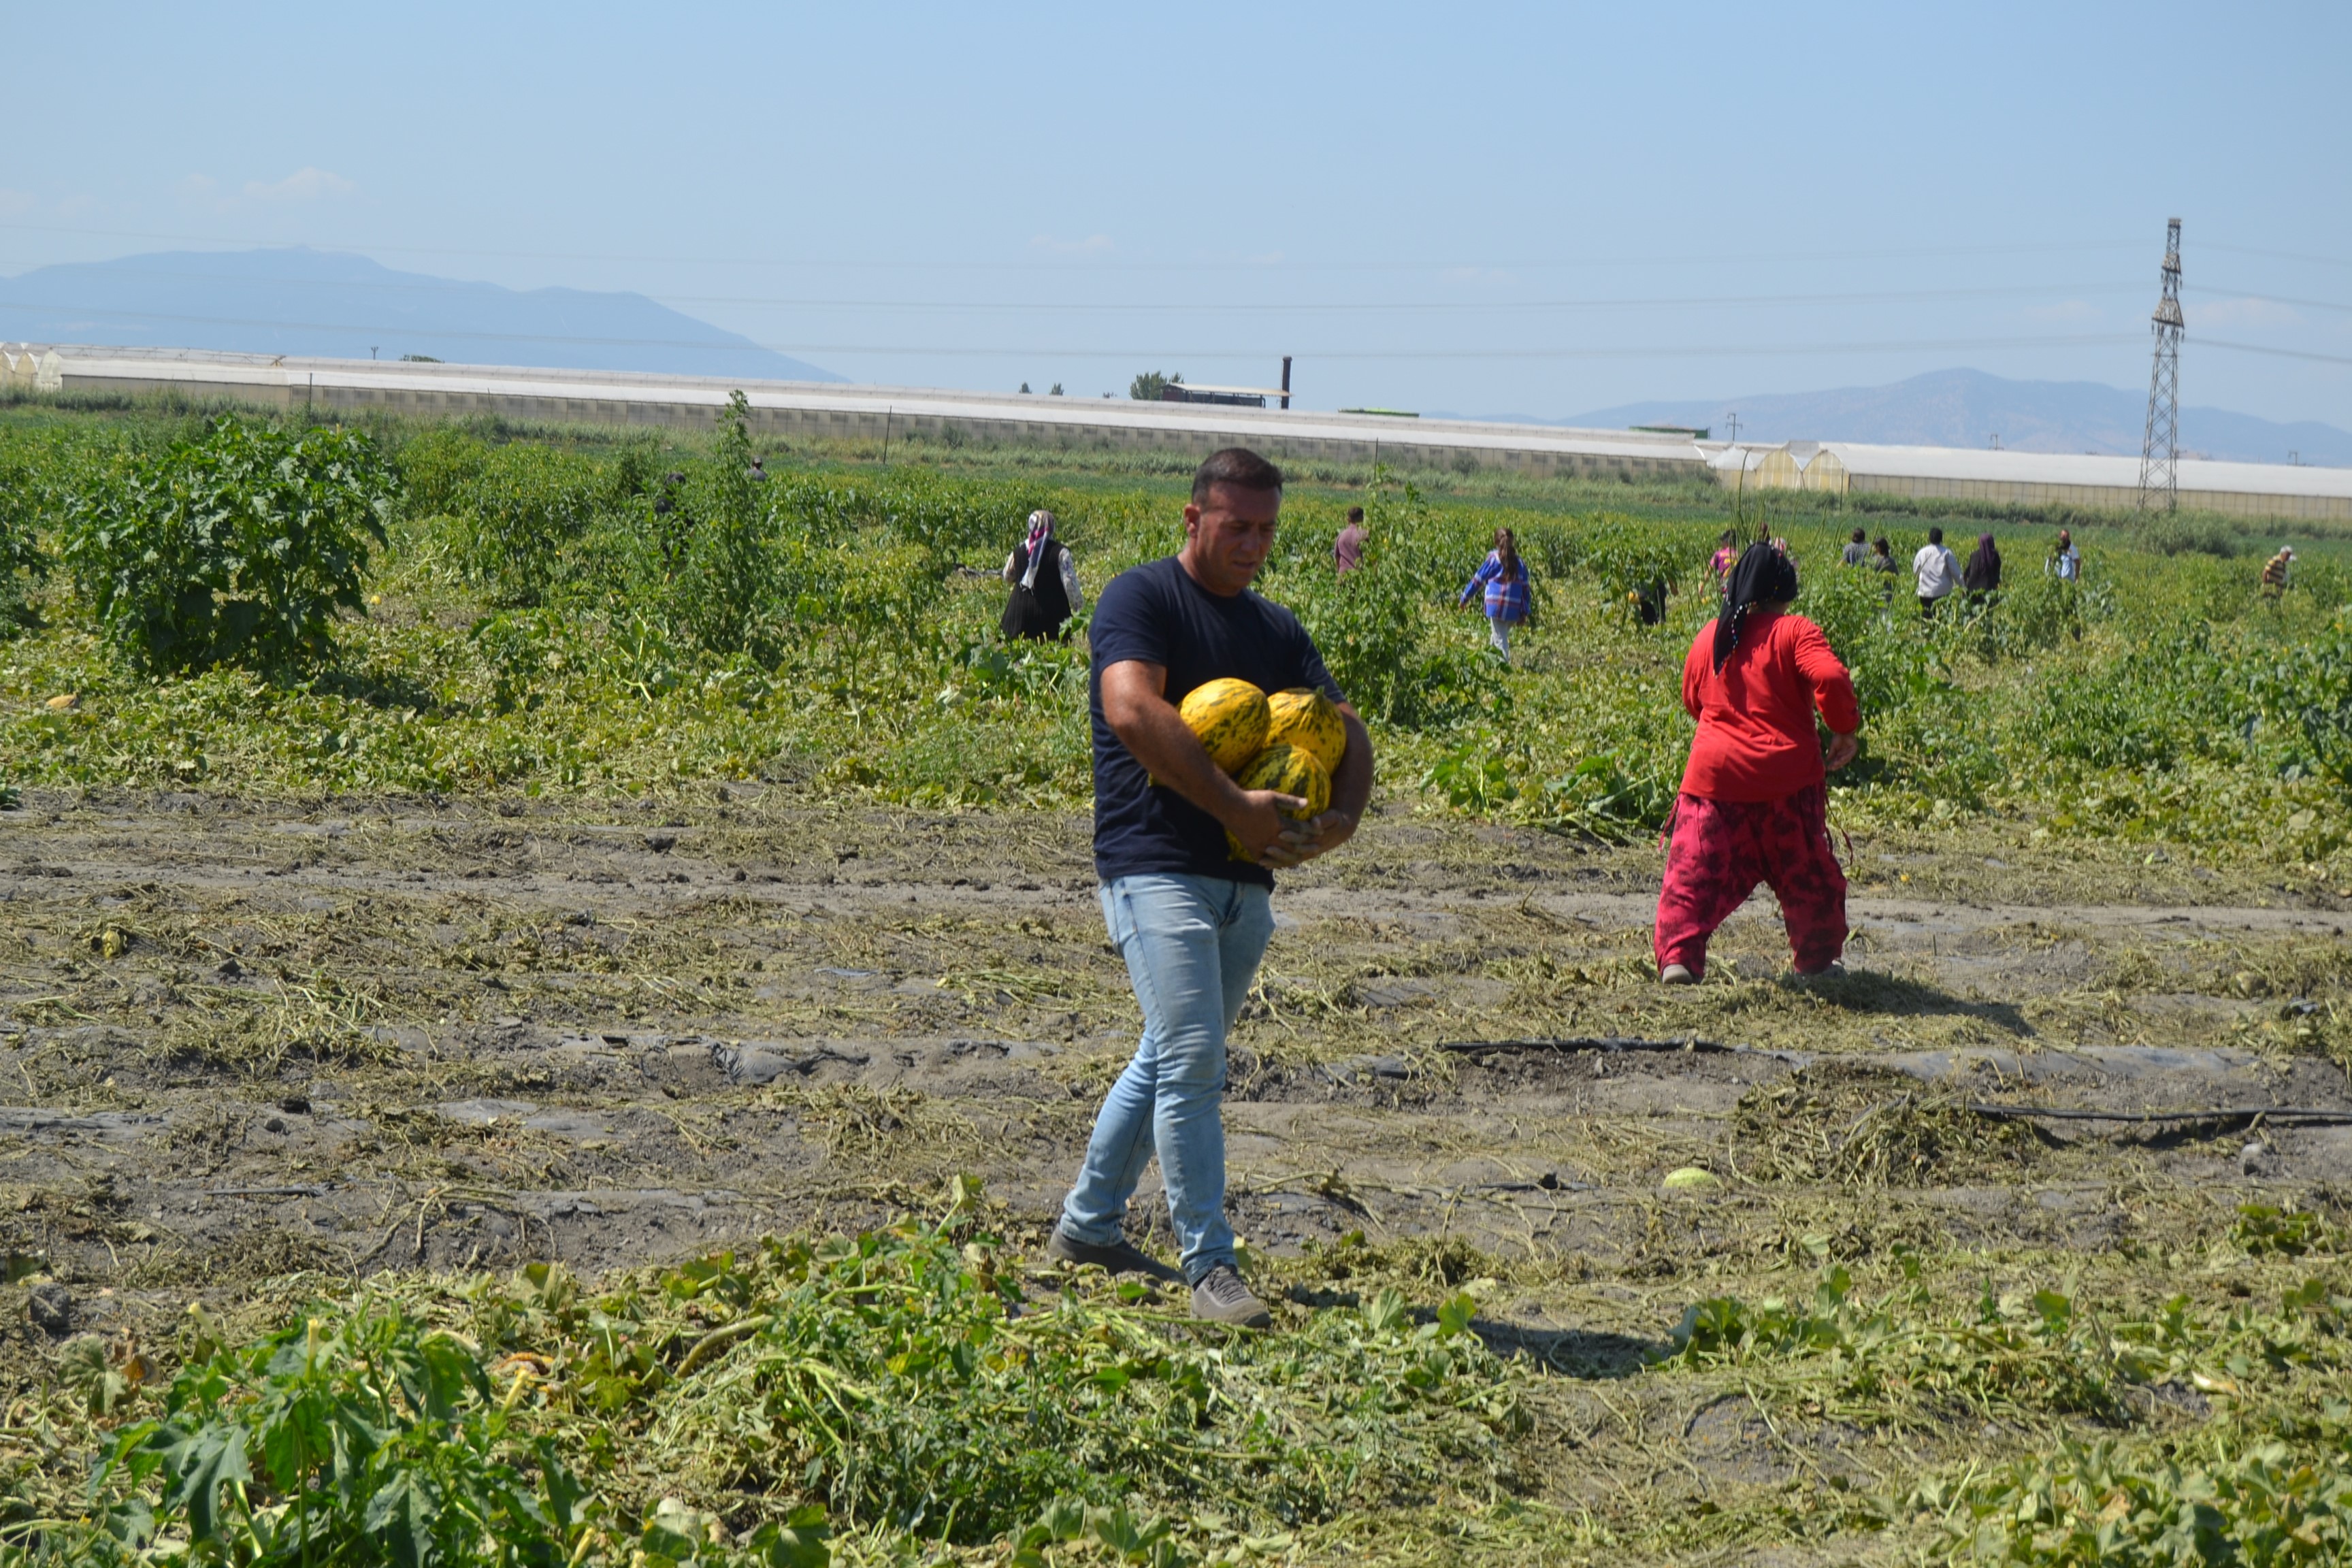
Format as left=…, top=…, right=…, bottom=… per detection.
left=6, top=252, right=2344, bottom=463
left=0, top=248, right=841, bottom=382
left=1539, top=368, right=2351, bottom=467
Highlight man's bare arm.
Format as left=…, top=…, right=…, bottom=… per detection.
left=1100, top=660, right=1303, bottom=860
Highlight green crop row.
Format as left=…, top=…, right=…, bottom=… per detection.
left=3, top=399, right=2350, bottom=868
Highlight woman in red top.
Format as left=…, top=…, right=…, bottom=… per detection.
left=1656, top=541, right=1861, bottom=983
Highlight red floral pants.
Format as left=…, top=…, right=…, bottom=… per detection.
left=1652, top=785, right=1846, bottom=978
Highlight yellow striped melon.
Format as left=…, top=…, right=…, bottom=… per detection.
left=1179, top=678, right=1269, bottom=775
left=1264, top=687, right=1346, bottom=777
left=1224, top=742, right=1334, bottom=862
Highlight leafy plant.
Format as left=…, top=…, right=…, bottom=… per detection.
left=61, top=1311, right=594, bottom=1567
left=670, top=393, right=777, bottom=659
left=558, top=1222, right=1516, bottom=1544
left=2251, top=610, right=2352, bottom=788
left=2234, top=1204, right=2340, bottom=1259
left=0, top=463, right=46, bottom=636
left=1542, top=749, right=1678, bottom=838
left=60, top=415, right=393, bottom=674
left=450, top=443, right=615, bottom=608
left=1914, top=1437, right=2352, bottom=1567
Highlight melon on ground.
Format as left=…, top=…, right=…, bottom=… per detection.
left=1178, top=678, right=1269, bottom=775
left=1264, top=687, right=1346, bottom=777
left=1225, top=743, right=1334, bottom=862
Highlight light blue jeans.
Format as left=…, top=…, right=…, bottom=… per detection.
left=1059, top=873, right=1275, bottom=1284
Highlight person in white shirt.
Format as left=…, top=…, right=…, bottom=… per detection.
left=1912, top=526, right=1960, bottom=617
left=2048, top=529, right=2082, bottom=583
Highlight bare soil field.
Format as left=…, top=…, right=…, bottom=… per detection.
left=5, top=788, right=2351, bottom=1559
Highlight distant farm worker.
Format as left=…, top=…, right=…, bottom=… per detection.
left=2262, top=546, right=2294, bottom=600
left=1655, top=541, right=1860, bottom=985
left=652, top=471, right=690, bottom=568
left=1333, top=506, right=1367, bottom=574
left=1001, top=508, right=1083, bottom=641
left=1841, top=527, right=1868, bottom=567
left=1708, top=529, right=1740, bottom=585
left=1052, top=448, right=1374, bottom=1328
left=1630, top=574, right=1673, bottom=626
left=653, top=470, right=686, bottom=514
left=1962, top=532, right=2002, bottom=604
left=1867, top=536, right=1898, bottom=600
left=2049, top=529, right=2082, bottom=583
left=1458, top=527, right=1535, bottom=661
left=1912, top=526, right=1960, bottom=617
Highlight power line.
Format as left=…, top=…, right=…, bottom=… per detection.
left=2200, top=338, right=2352, bottom=366
left=0, top=300, right=2151, bottom=361
left=0, top=268, right=2152, bottom=315
left=2205, top=242, right=2352, bottom=272
left=2183, top=283, right=2352, bottom=316
left=11, top=263, right=2337, bottom=322
left=0, top=218, right=2153, bottom=274
left=666, top=282, right=2149, bottom=315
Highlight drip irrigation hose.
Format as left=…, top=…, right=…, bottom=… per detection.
left=1437, top=1035, right=1733, bottom=1054
left=1963, top=1104, right=2352, bottom=1127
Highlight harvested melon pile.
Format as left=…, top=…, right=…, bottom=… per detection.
left=1175, top=679, right=1347, bottom=862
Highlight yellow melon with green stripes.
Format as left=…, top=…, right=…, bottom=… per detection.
left=1178, top=678, right=1270, bottom=776
left=1224, top=743, right=1333, bottom=862
left=1264, top=687, right=1346, bottom=777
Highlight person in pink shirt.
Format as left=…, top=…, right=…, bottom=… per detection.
left=1706, top=528, right=1739, bottom=585
left=1333, top=506, right=1367, bottom=574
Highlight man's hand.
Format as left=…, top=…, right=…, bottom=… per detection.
left=1825, top=732, right=1860, bottom=772
left=1261, top=807, right=1358, bottom=869
left=1228, top=789, right=1309, bottom=863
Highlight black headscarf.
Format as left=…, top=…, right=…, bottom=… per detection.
left=1714, top=540, right=1800, bottom=672
left=1964, top=533, right=2001, bottom=589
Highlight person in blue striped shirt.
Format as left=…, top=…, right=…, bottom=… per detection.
left=1458, top=527, right=1534, bottom=661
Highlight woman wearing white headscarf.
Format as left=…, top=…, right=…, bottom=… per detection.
left=1002, top=509, right=1083, bottom=640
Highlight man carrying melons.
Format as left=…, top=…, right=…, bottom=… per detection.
left=1051, top=447, right=1373, bottom=1327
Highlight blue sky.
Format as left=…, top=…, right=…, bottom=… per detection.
left=3, top=1, right=2347, bottom=425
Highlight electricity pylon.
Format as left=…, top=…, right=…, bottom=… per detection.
left=2137, top=217, right=2183, bottom=512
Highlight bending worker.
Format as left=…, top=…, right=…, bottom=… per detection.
left=1655, top=540, right=1860, bottom=984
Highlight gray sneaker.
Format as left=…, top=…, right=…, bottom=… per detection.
left=1190, top=1264, right=1271, bottom=1328
left=1045, top=1228, right=1184, bottom=1285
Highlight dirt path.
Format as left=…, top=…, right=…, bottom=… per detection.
left=3, top=787, right=2347, bottom=1320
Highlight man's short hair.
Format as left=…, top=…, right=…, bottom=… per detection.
left=1928, top=526, right=1944, bottom=544
left=1192, top=447, right=1284, bottom=506
left=1851, top=527, right=1865, bottom=542
left=1346, top=505, right=1364, bottom=523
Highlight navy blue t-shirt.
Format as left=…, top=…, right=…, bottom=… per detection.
left=1090, top=555, right=1345, bottom=887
